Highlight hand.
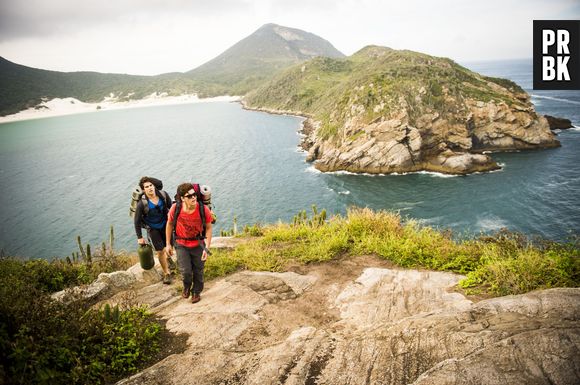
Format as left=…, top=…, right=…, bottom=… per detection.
left=138, top=238, right=147, bottom=245
left=165, top=246, right=173, bottom=256
left=201, top=250, right=208, bottom=261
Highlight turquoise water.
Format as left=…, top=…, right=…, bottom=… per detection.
left=0, top=60, right=579, bottom=258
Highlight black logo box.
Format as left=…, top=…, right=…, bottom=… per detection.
left=533, top=20, right=580, bottom=90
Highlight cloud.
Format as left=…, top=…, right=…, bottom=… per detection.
left=0, top=0, right=247, bottom=41
left=1, top=0, right=579, bottom=75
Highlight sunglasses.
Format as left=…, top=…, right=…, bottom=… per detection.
left=183, top=193, right=197, bottom=199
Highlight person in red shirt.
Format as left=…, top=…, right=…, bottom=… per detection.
left=165, top=183, right=213, bottom=303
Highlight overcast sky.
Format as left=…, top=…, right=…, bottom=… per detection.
left=1, top=0, right=579, bottom=76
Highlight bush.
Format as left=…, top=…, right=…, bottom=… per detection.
left=0, top=256, right=160, bottom=384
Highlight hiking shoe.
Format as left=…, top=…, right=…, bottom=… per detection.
left=191, top=293, right=201, bottom=304
left=163, top=274, right=171, bottom=285
left=182, top=288, right=190, bottom=299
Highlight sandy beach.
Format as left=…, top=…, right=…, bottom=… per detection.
left=0, top=93, right=241, bottom=124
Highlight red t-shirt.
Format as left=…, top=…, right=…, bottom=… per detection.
left=168, top=203, right=212, bottom=247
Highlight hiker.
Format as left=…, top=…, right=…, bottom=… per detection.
left=134, top=176, right=173, bottom=284
left=165, top=182, right=213, bottom=304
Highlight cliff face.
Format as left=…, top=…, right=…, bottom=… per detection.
left=245, top=46, right=560, bottom=175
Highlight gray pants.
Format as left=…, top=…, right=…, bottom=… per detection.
left=176, top=245, right=205, bottom=294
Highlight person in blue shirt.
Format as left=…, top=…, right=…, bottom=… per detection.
left=134, top=176, right=173, bottom=284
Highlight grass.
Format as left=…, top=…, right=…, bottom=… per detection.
left=1, top=207, right=577, bottom=383
left=210, top=207, right=579, bottom=296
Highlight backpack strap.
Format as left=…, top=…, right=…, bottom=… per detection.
left=171, top=200, right=182, bottom=246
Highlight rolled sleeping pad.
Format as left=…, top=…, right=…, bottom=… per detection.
left=200, top=185, right=211, bottom=205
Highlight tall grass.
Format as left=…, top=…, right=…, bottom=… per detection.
left=211, top=207, right=579, bottom=296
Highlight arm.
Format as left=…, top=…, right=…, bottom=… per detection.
left=134, top=201, right=145, bottom=243
left=165, top=204, right=175, bottom=256
left=201, top=207, right=212, bottom=261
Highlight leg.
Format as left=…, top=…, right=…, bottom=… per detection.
left=176, top=246, right=193, bottom=297
left=191, top=245, right=205, bottom=295
left=148, top=228, right=170, bottom=275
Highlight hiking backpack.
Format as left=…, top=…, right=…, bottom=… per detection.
left=129, top=177, right=172, bottom=224
left=171, top=183, right=216, bottom=246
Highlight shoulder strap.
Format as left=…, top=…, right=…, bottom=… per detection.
left=171, top=201, right=181, bottom=246
left=141, top=195, right=149, bottom=216
left=199, top=201, right=207, bottom=238
left=158, top=190, right=171, bottom=215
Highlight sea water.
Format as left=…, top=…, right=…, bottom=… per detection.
left=0, top=59, right=578, bottom=258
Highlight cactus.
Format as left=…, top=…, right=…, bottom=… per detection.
left=109, top=225, right=115, bottom=252
left=77, top=236, right=86, bottom=260
left=86, top=244, right=92, bottom=264
left=112, top=305, right=120, bottom=322
left=233, top=215, right=238, bottom=235
left=103, top=303, right=111, bottom=320
left=66, top=256, right=72, bottom=265
left=101, top=242, right=107, bottom=256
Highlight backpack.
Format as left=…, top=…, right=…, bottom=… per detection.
left=129, top=177, right=171, bottom=224
left=171, top=183, right=216, bottom=246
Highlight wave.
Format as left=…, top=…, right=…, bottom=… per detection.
left=476, top=215, right=509, bottom=232
left=530, top=94, right=580, bottom=106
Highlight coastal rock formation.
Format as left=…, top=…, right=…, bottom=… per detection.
left=109, top=257, right=579, bottom=385
left=301, top=87, right=559, bottom=175
left=245, top=46, right=562, bottom=175
left=545, top=114, right=574, bottom=130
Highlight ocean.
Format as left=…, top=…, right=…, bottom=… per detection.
left=0, top=59, right=578, bottom=258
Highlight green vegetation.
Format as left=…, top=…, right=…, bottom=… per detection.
left=207, top=207, right=579, bottom=295
left=244, top=46, right=530, bottom=143
left=0, top=251, right=160, bottom=385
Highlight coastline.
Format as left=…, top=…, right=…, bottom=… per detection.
left=0, top=94, right=241, bottom=124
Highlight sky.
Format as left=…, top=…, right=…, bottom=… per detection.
left=1, top=0, right=579, bottom=76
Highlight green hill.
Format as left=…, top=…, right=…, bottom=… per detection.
left=0, top=24, right=344, bottom=116
left=0, top=57, right=203, bottom=116
left=243, top=46, right=558, bottom=175
left=187, top=23, right=345, bottom=95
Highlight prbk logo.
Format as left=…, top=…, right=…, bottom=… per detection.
left=533, top=20, right=580, bottom=90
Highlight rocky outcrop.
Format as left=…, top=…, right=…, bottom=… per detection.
left=111, top=257, right=579, bottom=385
left=244, top=46, right=563, bottom=175
left=545, top=114, right=574, bottom=130
left=301, top=96, right=560, bottom=175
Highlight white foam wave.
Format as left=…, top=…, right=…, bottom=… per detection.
left=476, top=215, right=509, bottom=232
left=305, top=166, right=322, bottom=174
left=530, top=94, right=580, bottom=106
left=338, top=190, right=350, bottom=195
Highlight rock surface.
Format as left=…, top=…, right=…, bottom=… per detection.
left=302, top=96, right=560, bottom=175
left=545, top=114, right=574, bottom=130
left=110, top=256, right=580, bottom=385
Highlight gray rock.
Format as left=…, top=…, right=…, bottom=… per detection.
left=116, top=265, right=580, bottom=385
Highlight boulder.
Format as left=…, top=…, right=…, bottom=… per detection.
left=544, top=114, right=574, bottom=130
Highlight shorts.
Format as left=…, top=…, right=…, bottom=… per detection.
left=147, top=226, right=167, bottom=251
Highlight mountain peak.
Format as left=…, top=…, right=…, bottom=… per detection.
left=187, top=24, right=345, bottom=92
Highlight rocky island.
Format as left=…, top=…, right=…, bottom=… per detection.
left=244, top=46, right=560, bottom=175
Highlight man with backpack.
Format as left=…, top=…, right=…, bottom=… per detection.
left=134, top=176, right=173, bottom=284
left=165, top=182, right=213, bottom=304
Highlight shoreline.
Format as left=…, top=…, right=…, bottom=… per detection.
left=0, top=94, right=241, bottom=124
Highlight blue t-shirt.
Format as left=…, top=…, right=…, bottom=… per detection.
left=144, top=198, right=166, bottom=229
